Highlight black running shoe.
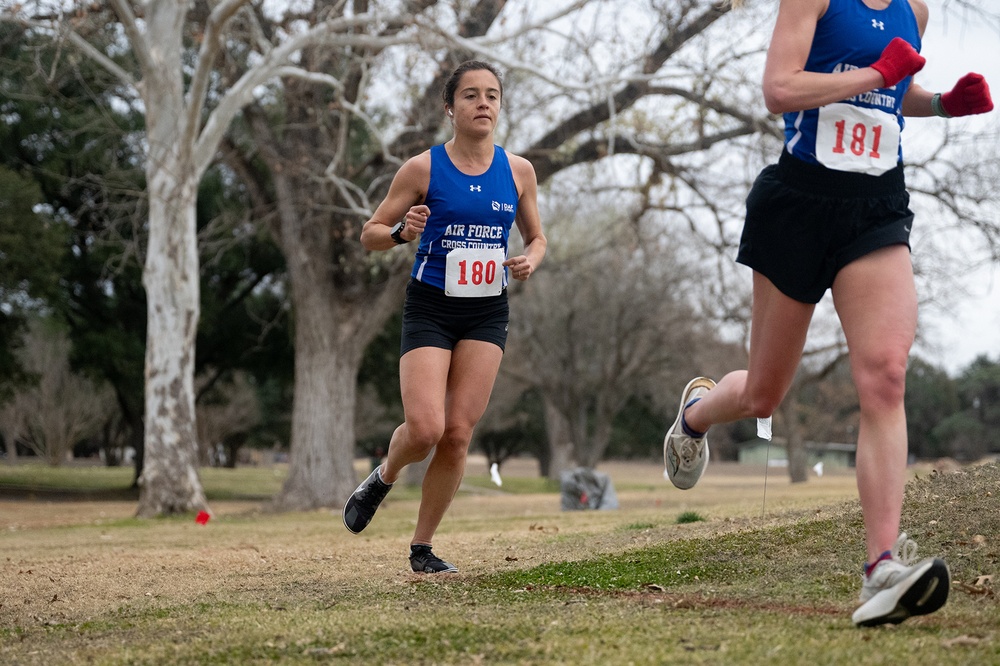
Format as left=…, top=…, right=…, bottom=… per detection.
left=342, top=468, right=393, bottom=534
left=409, top=544, right=458, bottom=574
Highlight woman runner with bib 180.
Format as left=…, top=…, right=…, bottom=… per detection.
left=344, top=61, right=546, bottom=574
left=661, top=0, right=992, bottom=626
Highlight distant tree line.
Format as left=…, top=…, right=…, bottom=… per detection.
left=3, top=301, right=997, bottom=471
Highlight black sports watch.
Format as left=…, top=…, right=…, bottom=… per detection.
left=390, top=220, right=409, bottom=244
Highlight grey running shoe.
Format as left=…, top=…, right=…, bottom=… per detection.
left=342, top=467, right=393, bottom=534
left=852, top=533, right=950, bottom=627
left=663, top=377, right=716, bottom=490
left=409, top=545, right=458, bottom=574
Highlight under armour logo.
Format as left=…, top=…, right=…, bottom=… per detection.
left=872, top=19, right=884, bottom=30
left=470, top=185, right=481, bottom=192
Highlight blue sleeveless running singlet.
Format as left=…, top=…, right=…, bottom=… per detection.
left=784, top=0, right=921, bottom=171
left=411, top=144, right=518, bottom=291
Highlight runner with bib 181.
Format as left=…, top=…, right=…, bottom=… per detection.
left=663, top=0, right=992, bottom=627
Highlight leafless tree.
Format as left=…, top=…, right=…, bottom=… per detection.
left=195, top=370, right=261, bottom=467
left=0, top=401, right=23, bottom=463
left=499, top=197, right=721, bottom=475
left=4, top=322, right=113, bottom=465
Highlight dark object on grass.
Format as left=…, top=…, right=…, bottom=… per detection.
left=560, top=467, right=618, bottom=511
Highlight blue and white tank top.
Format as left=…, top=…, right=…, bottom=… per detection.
left=411, top=144, right=518, bottom=292
left=784, top=0, right=921, bottom=174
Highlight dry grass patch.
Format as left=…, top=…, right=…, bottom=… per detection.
left=1, top=459, right=996, bottom=665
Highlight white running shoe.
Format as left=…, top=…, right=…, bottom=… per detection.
left=852, top=533, right=950, bottom=627
left=663, top=377, right=716, bottom=490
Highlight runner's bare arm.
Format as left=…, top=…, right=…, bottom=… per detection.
left=504, top=153, right=546, bottom=281
left=360, top=152, right=431, bottom=251
left=763, top=0, right=907, bottom=114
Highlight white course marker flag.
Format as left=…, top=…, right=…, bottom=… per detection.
left=757, top=417, right=772, bottom=441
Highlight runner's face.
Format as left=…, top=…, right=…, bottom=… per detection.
left=449, top=69, right=501, bottom=135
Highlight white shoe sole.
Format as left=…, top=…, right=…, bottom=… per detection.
left=852, top=558, right=950, bottom=627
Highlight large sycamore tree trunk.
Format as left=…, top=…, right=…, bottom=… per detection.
left=227, top=90, right=415, bottom=510
left=271, top=175, right=407, bottom=509
left=134, top=5, right=208, bottom=517
left=139, top=165, right=206, bottom=514
left=279, top=286, right=361, bottom=508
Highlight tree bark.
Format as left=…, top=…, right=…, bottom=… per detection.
left=136, top=174, right=208, bottom=516
left=543, top=395, right=574, bottom=480
left=780, top=397, right=809, bottom=484
left=269, top=165, right=408, bottom=508
left=134, top=3, right=208, bottom=516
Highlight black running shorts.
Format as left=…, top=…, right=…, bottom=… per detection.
left=736, top=151, right=914, bottom=304
left=400, top=279, right=509, bottom=356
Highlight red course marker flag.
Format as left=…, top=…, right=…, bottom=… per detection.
left=195, top=510, right=211, bottom=525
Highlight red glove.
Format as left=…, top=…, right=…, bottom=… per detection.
left=941, top=73, right=994, bottom=117
left=870, top=37, right=925, bottom=88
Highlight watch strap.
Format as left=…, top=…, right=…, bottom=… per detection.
left=390, top=221, right=409, bottom=244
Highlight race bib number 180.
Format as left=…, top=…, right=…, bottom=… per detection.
left=445, top=247, right=505, bottom=297
left=815, top=103, right=900, bottom=176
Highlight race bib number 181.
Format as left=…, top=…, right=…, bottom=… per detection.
left=445, top=247, right=505, bottom=297
left=815, top=103, right=900, bottom=176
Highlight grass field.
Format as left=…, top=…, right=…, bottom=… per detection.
left=1, top=457, right=997, bottom=665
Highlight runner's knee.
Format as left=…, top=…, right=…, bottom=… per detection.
left=854, top=353, right=908, bottom=412
left=405, top=416, right=445, bottom=454
left=744, top=391, right=783, bottom=420
left=438, top=424, right=474, bottom=455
